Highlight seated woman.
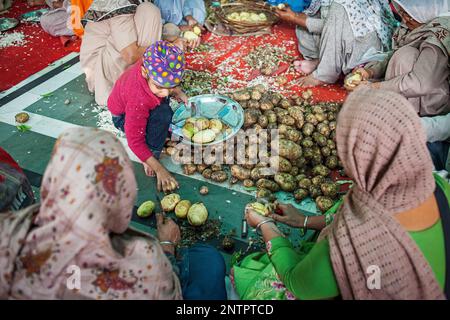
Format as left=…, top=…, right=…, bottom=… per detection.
left=233, top=88, right=449, bottom=300
left=80, top=1, right=162, bottom=106
left=0, top=127, right=227, bottom=300
left=40, top=0, right=75, bottom=37
left=276, top=0, right=396, bottom=87
left=154, top=0, right=206, bottom=48
left=348, top=0, right=450, bottom=117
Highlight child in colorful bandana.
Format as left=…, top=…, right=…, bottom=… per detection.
left=107, top=40, right=188, bottom=192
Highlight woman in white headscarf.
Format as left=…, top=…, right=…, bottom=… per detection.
left=276, top=0, right=397, bottom=86
left=348, top=0, right=450, bottom=117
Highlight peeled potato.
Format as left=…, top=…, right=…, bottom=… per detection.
left=187, top=203, right=208, bottom=226
left=344, top=73, right=363, bottom=88
left=192, top=129, right=217, bottom=144
left=194, top=117, right=210, bottom=131
left=247, top=202, right=270, bottom=217
left=137, top=201, right=155, bottom=217
left=193, top=26, right=201, bottom=36
left=209, top=119, right=223, bottom=134
left=175, top=200, right=191, bottom=219
left=184, top=31, right=199, bottom=41
left=161, top=193, right=181, bottom=212
left=182, top=122, right=197, bottom=140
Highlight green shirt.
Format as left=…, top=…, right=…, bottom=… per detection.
left=268, top=175, right=449, bottom=300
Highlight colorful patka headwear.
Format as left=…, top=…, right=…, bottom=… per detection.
left=143, top=40, right=185, bottom=88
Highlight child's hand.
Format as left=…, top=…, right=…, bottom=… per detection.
left=156, top=167, right=179, bottom=192
left=172, top=88, right=189, bottom=105
left=186, top=37, right=201, bottom=50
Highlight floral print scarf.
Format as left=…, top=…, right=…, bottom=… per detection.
left=0, top=127, right=181, bottom=299
left=306, top=0, right=397, bottom=50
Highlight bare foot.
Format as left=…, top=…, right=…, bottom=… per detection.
left=27, top=0, right=46, bottom=6
left=294, top=60, right=319, bottom=75
left=143, top=163, right=156, bottom=177
left=298, top=74, right=325, bottom=87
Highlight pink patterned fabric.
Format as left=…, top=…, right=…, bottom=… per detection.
left=320, top=88, right=444, bottom=299
left=0, top=127, right=181, bottom=299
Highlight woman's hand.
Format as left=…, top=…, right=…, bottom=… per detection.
left=275, top=6, right=297, bottom=23
left=354, top=68, right=371, bottom=81
left=185, top=15, right=199, bottom=27
left=186, top=37, right=201, bottom=50
left=156, top=213, right=181, bottom=254
left=270, top=203, right=305, bottom=228
left=245, top=205, right=285, bottom=242
left=244, top=205, right=269, bottom=228
left=344, top=68, right=372, bottom=91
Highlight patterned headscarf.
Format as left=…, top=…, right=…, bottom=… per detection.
left=306, top=0, right=397, bottom=50
left=320, top=88, right=445, bottom=300
left=0, top=127, right=181, bottom=299
left=143, top=40, right=185, bottom=88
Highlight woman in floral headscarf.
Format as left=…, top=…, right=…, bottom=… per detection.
left=0, top=127, right=181, bottom=299
left=233, top=88, right=449, bottom=300
left=0, top=127, right=227, bottom=300
left=348, top=0, right=450, bottom=117
left=276, top=0, right=397, bottom=86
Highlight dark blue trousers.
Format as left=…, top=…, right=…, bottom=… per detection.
left=178, top=244, right=227, bottom=300
left=427, top=141, right=450, bottom=171
left=111, top=98, right=173, bottom=159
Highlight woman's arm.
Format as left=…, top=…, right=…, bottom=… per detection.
left=183, top=0, right=207, bottom=25
left=275, top=7, right=308, bottom=29
left=245, top=209, right=339, bottom=299
left=421, top=113, right=450, bottom=143
left=378, top=44, right=449, bottom=98
left=268, top=237, right=339, bottom=300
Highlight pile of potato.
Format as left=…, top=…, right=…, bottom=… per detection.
left=231, top=85, right=343, bottom=212
left=165, top=85, right=344, bottom=213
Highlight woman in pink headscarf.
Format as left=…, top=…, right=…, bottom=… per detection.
left=0, top=127, right=183, bottom=299
left=234, top=88, right=449, bottom=300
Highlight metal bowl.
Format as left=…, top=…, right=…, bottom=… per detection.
left=0, top=18, right=19, bottom=32
left=171, top=94, right=244, bottom=146
left=20, top=9, right=49, bottom=23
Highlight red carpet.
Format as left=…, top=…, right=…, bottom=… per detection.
left=0, top=1, right=80, bottom=92
left=1, top=2, right=346, bottom=103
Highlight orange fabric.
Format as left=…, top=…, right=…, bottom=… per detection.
left=395, top=194, right=440, bottom=232
left=70, top=0, right=93, bottom=37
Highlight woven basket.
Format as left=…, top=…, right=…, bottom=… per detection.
left=216, top=1, right=279, bottom=34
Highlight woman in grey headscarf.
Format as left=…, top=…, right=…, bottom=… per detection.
left=348, top=0, right=450, bottom=117
left=276, top=0, right=397, bottom=86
